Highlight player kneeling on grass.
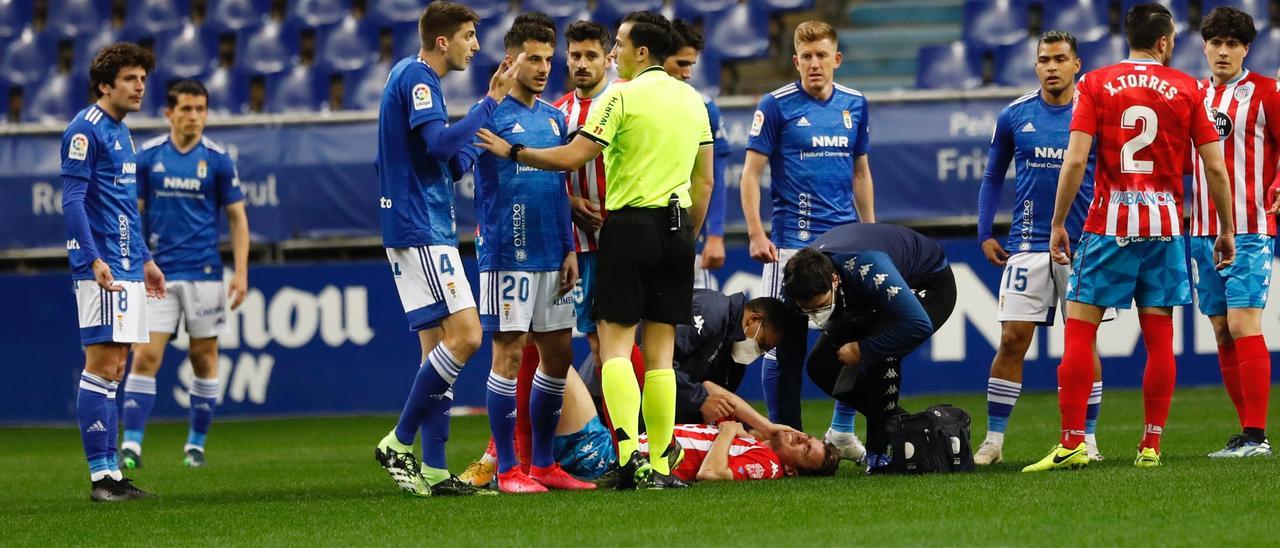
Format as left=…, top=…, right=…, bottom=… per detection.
left=122, top=79, right=250, bottom=470
left=781, top=223, right=957, bottom=474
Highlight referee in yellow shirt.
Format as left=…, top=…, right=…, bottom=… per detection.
left=477, top=10, right=713, bottom=489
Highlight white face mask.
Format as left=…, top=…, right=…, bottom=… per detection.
left=804, top=286, right=838, bottom=326
left=730, top=321, right=764, bottom=365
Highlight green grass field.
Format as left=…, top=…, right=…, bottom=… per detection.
left=3, top=386, right=1277, bottom=546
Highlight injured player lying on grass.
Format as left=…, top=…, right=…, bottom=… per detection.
left=461, top=370, right=840, bottom=488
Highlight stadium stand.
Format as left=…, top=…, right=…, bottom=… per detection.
left=124, top=0, right=189, bottom=37
left=46, top=0, right=108, bottom=39
left=1076, top=33, right=1126, bottom=72
left=238, top=20, right=299, bottom=76
left=265, top=63, right=329, bottom=113
left=1042, top=0, right=1111, bottom=42
left=207, top=0, right=269, bottom=33
left=522, top=0, right=588, bottom=20
left=318, top=15, right=377, bottom=72
left=707, top=2, right=771, bottom=60
left=156, top=23, right=218, bottom=79
left=22, top=70, right=81, bottom=123
left=288, top=0, right=351, bottom=28
left=915, top=41, right=982, bottom=89
left=962, top=0, right=1029, bottom=51
left=991, top=37, right=1039, bottom=88
left=1247, top=26, right=1280, bottom=74
left=1201, top=0, right=1270, bottom=25
left=1, top=26, right=49, bottom=87
left=0, top=0, right=31, bottom=41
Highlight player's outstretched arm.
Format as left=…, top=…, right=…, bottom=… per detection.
left=1196, top=141, right=1236, bottom=269
left=704, top=381, right=794, bottom=440
left=689, top=145, right=714, bottom=238
left=226, top=201, right=250, bottom=309
left=476, top=130, right=603, bottom=173
left=852, top=155, right=875, bottom=223
left=739, top=150, right=777, bottom=263
left=1049, top=131, right=1093, bottom=265
left=695, top=421, right=744, bottom=482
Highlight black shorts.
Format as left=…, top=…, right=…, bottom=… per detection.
left=594, top=207, right=695, bottom=325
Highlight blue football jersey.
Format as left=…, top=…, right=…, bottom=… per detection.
left=746, top=82, right=870, bottom=249
left=699, top=97, right=731, bottom=245
left=136, top=135, right=245, bottom=281
left=60, top=105, right=146, bottom=281
left=474, top=98, right=572, bottom=272
left=981, top=91, right=1096, bottom=253
left=377, top=56, right=458, bottom=248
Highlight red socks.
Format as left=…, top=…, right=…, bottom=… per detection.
left=514, top=343, right=540, bottom=473
left=1217, top=342, right=1246, bottom=429
left=1234, top=334, right=1271, bottom=431
left=1139, top=314, right=1176, bottom=452
left=1058, top=318, right=1098, bottom=448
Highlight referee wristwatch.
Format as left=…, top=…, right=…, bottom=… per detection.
left=509, top=143, right=526, bottom=162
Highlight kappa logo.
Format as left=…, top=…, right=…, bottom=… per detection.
left=844, top=258, right=857, bottom=272
left=770, top=461, right=780, bottom=477
left=797, top=116, right=811, bottom=127
left=886, top=286, right=901, bottom=300
left=859, top=264, right=872, bottom=280
left=511, top=122, right=525, bottom=134
left=1020, top=122, right=1036, bottom=133
left=883, top=369, right=899, bottom=379
left=85, top=420, right=107, bottom=433
left=693, top=314, right=705, bottom=334
left=885, top=385, right=898, bottom=395
left=873, top=273, right=888, bottom=288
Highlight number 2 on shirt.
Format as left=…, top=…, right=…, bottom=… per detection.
left=1120, top=105, right=1158, bottom=174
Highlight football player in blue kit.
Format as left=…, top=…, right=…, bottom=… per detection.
left=974, top=31, right=1109, bottom=465
left=473, top=22, right=595, bottom=494
left=61, top=43, right=166, bottom=502
left=738, top=20, right=875, bottom=460
left=121, top=79, right=250, bottom=471
left=372, top=1, right=523, bottom=497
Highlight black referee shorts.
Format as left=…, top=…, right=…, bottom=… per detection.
left=594, top=206, right=695, bottom=326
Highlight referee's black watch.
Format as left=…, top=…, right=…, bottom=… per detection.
left=509, top=143, right=526, bottom=162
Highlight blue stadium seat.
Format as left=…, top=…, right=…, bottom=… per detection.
left=689, top=50, right=722, bottom=97
left=992, top=38, right=1040, bottom=87
left=0, top=77, right=10, bottom=123
left=319, top=16, right=377, bottom=72
left=439, top=65, right=486, bottom=110
left=238, top=21, right=300, bottom=75
left=1042, top=0, right=1109, bottom=42
left=202, top=65, right=250, bottom=114
left=1170, top=33, right=1208, bottom=76
left=22, top=70, right=83, bottom=123
left=47, top=0, right=109, bottom=39
left=208, top=0, right=269, bottom=33
left=1201, top=0, right=1270, bottom=27
left=74, top=27, right=123, bottom=75
left=708, top=3, right=770, bottom=60
left=673, top=0, right=736, bottom=20
left=343, top=60, right=391, bottom=110
left=288, top=0, right=351, bottom=27
left=522, top=0, right=587, bottom=19
left=754, top=0, right=815, bottom=13
left=592, top=0, right=664, bottom=29
left=1076, top=34, right=1126, bottom=73
left=1120, top=0, right=1189, bottom=30
left=962, top=0, right=1029, bottom=51
left=1, top=27, right=51, bottom=86
left=391, top=21, right=421, bottom=60
left=916, top=41, right=982, bottom=90
left=368, top=0, right=428, bottom=26
left=1245, top=27, right=1280, bottom=75
left=266, top=64, right=329, bottom=112
left=125, top=0, right=189, bottom=37
left=0, top=0, right=32, bottom=41
left=156, top=23, right=218, bottom=79
left=477, top=11, right=517, bottom=67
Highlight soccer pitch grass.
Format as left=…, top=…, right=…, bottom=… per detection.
left=3, top=386, right=1277, bottom=546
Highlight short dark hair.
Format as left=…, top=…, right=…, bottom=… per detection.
left=89, top=42, right=155, bottom=99
left=504, top=22, right=556, bottom=51
left=621, top=11, right=675, bottom=63
left=513, top=11, right=556, bottom=33
left=745, top=296, right=790, bottom=337
left=1124, top=2, right=1175, bottom=51
left=565, top=20, right=611, bottom=50
left=1200, top=6, right=1257, bottom=45
left=166, top=79, right=208, bottom=108
left=794, top=442, right=841, bottom=477
left=1038, top=30, right=1078, bottom=55
left=782, top=248, right=836, bottom=303
left=670, top=18, right=704, bottom=53
left=419, top=1, right=479, bottom=49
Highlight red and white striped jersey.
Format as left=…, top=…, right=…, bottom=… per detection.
left=1190, top=70, right=1280, bottom=236
left=638, top=424, right=785, bottom=482
left=552, top=87, right=610, bottom=253
left=1072, top=59, right=1219, bottom=237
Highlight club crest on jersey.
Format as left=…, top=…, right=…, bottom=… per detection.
left=412, top=83, right=432, bottom=111
left=842, top=110, right=852, bottom=129
left=197, top=160, right=208, bottom=178
left=750, top=110, right=764, bottom=137
left=1210, top=108, right=1232, bottom=139
left=548, top=118, right=560, bottom=136
left=68, top=133, right=88, bottom=161
left=1235, top=83, right=1252, bottom=102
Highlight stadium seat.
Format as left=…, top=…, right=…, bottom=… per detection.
left=208, top=0, right=269, bottom=33
left=1120, top=0, right=1189, bottom=30
left=1042, top=0, right=1109, bottom=42
left=390, top=21, right=422, bottom=61
left=439, top=66, right=484, bottom=111
left=673, top=0, right=737, bottom=20
left=1076, top=34, right=1126, bottom=73
left=0, top=0, right=32, bottom=41
left=1245, top=27, right=1280, bottom=75
left=1, top=27, right=50, bottom=86
left=22, top=70, right=82, bottom=123
left=124, top=0, right=189, bottom=37
left=368, top=0, right=429, bottom=26
left=962, top=0, right=1030, bottom=51
left=992, top=38, right=1040, bottom=87
left=593, top=0, right=664, bottom=29
left=156, top=23, right=218, bottom=79
left=46, top=0, right=109, bottom=39
left=202, top=65, right=250, bottom=114
left=915, top=41, right=982, bottom=90
left=318, top=16, right=377, bottom=72
left=266, top=64, right=329, bottom=112
left=707, top=3, right=770, bottom=60
left=1201, top=0, right=1270, bottom=27
left=522, top=0, right=587, bottom=20
left=689, top=50, right=723, bottom=97
left=238, top=21, right=300, bottom=76
left=477, top=11, right=517, bottom=67
left=343, top=60, right=391, bottom=110
left=287, top=0, right=350, bottom=27
left=754, top=0, right=815, bottom=13
left=1170, top=33, right=1208, bottom=77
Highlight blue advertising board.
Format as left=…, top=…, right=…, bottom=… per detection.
left=3, top=240, right=1275, bottom=424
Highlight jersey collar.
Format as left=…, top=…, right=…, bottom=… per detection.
left=793, top=81, right=837, bottom=106
left=1219, top=69, right=1249, bottom=87
left=635, top=65, right=666, bottom=79
left=1122, top=58, right=1161, bottom=65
